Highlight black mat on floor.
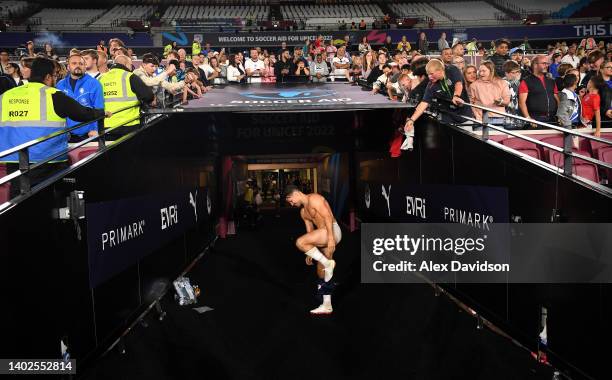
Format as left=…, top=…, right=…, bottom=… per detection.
left=84, top=209, right=552, bottom=380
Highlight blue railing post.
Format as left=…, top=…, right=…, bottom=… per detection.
left=18, top=148, right=30, bottom=194
left=563, top=131, right=573, bottom=176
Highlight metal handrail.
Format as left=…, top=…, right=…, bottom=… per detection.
left=438, top=100, right=612, bottom=178
left=0, top=103, right=140, bottom=193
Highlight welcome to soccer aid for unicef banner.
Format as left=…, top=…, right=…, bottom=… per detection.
left=86, top=188, right=213, bottom=288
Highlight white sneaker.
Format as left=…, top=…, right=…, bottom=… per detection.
left=323, top=260, right=336, bottom=282
left=310, top=304, right=333, bottom=315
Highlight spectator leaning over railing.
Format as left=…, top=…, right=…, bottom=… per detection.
left=518, top=55, right=559, bottom=124
left=133, top=53, right=183, bottom=99
left=371, top=64, right=392, bottom=95
left=310, top=54, right=329, bottom=83
left=56, top=53, right=103, bottom=142
left=468, top=61, right=510, bottom=124
left=99, top=54, right=153, bottom=138
left=0, top=57, right=109, bottom=196
left=404, top=58, right=472, bottom=147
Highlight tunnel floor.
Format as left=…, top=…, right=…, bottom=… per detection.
left=86, top=208, right=553, bottom=380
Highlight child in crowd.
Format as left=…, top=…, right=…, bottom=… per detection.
left=557, top=74, right=582, bottom=147
left=581, top=76, right=604, bottom=137
left=181, top=71, right=202, bottom=105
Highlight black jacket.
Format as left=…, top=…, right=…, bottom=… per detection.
left=523, top=74, right=557, bottom=121
left=486, top=53, right=510, bottom=78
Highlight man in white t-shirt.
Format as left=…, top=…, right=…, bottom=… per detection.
left=244, top=48, right=265, bottom=83
left=332, top=46, right=350, bottom=78
left=560, top=45, right=580, bottom=69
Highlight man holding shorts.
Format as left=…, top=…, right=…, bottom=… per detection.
left=286, top=185, right=341, bottom=315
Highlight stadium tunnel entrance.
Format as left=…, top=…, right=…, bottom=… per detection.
left=1, top=106, right=610, bottom=380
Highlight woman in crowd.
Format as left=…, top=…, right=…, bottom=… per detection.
left=4, top=63, right=23, bottom=86
left=227, top=53, right=246, bottom=83
left=358, top=36, right=371, bottom=55
left=367, top=51, right=387, bottom=85
left=418, top=32, right=429, bottom=55
left=362, top=50, right=376, bottom=80
left=205, top=56, right=224, bottom=84
left=261, top=56, right=276, bottom=83
left=294, top=60, right=310, bottom=78
left=463, top=64, right=477, bottom=91
left=468, top=61, right=510, bottom=123
left=43, top=43, right=58, bottom=61
left=555, top=63, right=574, bottom=91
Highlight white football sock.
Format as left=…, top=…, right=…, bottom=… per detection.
left=305, top=247, right=329, bottom=266
left=322, top=295, right=332, bottom=307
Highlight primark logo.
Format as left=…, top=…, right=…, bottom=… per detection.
left=443, top=207, right=493, bottom=231
left=101, top=220, right=146, bottom=251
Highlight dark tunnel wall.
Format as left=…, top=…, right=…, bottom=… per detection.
left=0, top=116, right=218, bottom=370
left=355, top=116, right=612, bottom=380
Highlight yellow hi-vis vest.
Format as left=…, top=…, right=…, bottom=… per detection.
left=0, top=82, right=67, bottom=162
left=99, top=68, right=140, bottom=130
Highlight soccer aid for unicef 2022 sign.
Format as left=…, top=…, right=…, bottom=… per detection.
left=86, top=188, right=212, bottom=288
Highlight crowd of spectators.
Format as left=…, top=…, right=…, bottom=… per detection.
left=0, top=32, right=611, bottom=164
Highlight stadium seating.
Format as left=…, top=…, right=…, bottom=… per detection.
left=598, top=146, right=612, bottom=183
left=388, top=2, right=451, bottom=22
left=281, top=3, right=383, bottom=22
left=0, top=0, right=29, bottom=18
left=162, top=5, right=269, bottom=22
left=589, top=133, right=612, bottom=158
left=90, top=5, right=155, bottom=28
left=28, top=8, right=107, bottom=30
left=509, top=0, right=577, bottom=14
left=501, top=138, right=542, bottom=159
left=433, top=1, right=501, bottom=21
left=68, top=147, right=98, bottom=165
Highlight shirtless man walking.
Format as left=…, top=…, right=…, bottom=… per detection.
left=285, top=185, right=341, bottom=315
